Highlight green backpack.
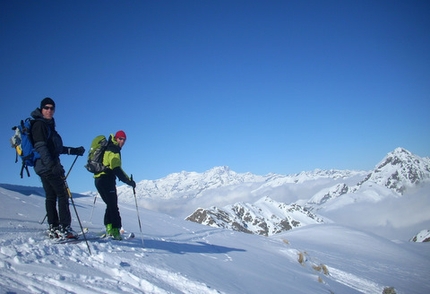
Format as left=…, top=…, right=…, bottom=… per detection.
left=85, top=135, right=109, bottom=174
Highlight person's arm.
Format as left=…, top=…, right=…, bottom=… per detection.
left=110, top=155, right=135, bottom=187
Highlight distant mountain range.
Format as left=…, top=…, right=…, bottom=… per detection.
left=116, top=147, right=430, bottom=240
left=184, top=148, right=430, bottom=237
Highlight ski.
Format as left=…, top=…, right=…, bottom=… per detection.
left=55, top=235, right=100, bottom=244
left=100, top=231, right=135, bottom=240
left=49, top=228, right=135, bottom=244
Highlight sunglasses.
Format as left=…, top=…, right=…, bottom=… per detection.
left=117, top=137, right=126, bottom=141
left=43, top=106, right=55, bottom=110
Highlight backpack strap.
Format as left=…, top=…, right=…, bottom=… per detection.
left=20, top=164, right=30, bottom=178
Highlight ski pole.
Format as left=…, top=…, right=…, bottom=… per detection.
left=40, top=214, right=47, bottom=225
left=64, top=174, right=92, bottom=255
left=65, top=153, right=79, bottom=179
left=89, top=194, right=97, bottom=223
left=131, top=174, right=144, bottom=246
left=40, top=155, right=80, bottom=225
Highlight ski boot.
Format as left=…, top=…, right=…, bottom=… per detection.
left=106, top=223, right=113, bottom=236
left=48, top=224, right=59, bottom=239
left=56, top=225, right=78, bottom=239
left=110, top=227, right=122, bottom=240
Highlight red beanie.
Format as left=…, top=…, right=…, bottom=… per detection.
left=115, top=130, right=126, bottom=140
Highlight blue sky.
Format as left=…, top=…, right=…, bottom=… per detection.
left=1, top=0, right=429, bottom=193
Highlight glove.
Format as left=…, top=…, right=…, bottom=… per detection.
left=69, top=146, right=85, bottom=156
left=128, top=180, right=136, bottom=189
left=51, top=163, right=65, bottom=177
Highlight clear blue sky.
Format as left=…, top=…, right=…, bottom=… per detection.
left=1, top=0, right=429, bottom=192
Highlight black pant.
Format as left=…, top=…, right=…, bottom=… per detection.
left=40, top=173, right=71, bottom=227
left=95, top=175, right=122, bottom=229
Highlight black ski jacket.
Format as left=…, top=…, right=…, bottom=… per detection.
left=30, top=108, right=71, bottom=176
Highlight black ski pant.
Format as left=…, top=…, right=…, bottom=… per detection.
left=40, top=173, right=71, bottom=227
left=95, top=175, right=122, bottom=229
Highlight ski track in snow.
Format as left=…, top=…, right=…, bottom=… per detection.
left=0, top=229, right=221, bottom=294
left=278, top=247, right=384, bottom=294
left=328, top=267, right=383, bottom=294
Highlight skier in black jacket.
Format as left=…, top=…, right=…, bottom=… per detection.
left=31, top=97, right=85, bottom=239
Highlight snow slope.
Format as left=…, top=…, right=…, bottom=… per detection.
left=1, top=185, right=429, bottom=294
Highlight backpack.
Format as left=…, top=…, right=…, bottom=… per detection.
left=85, top=135, right=110, bottom=174
left=10, top=118, right=46, bottom=178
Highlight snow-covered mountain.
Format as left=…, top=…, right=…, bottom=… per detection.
left=305, top=147, right=430, bottom=209
left=306, top=183, right=350, bottom=206
left=131, top=166, right=266, bottom=199
left=119, top=147, right=429, bottom=239
left=410, top=229, right=430, bottom=242
left=127, top=166, right=367, bottom=201
left=359, top=147, right=430, bottom=194
left=116, top=165, right=367, bottom=218
left=122, top=148, right=429, bottom=214
left=186, top=196, right=325, bottom=236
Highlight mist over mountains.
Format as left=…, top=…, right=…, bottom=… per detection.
left=113, top=147, right=430, bottom=241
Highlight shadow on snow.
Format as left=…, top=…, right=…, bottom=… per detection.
left=144, top=239, right=246, bottom=255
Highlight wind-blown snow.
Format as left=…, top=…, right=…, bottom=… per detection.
left=1, top=184, right=429, bottom=294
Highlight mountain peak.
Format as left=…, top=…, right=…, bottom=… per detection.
left=392, top=147, right=411, bottom=155
left=360, top=147, right=430, bottom=194
left=211, top=165, right=231, bottom=172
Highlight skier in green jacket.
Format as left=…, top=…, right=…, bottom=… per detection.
left=94, top=130, right=135, bottom=240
